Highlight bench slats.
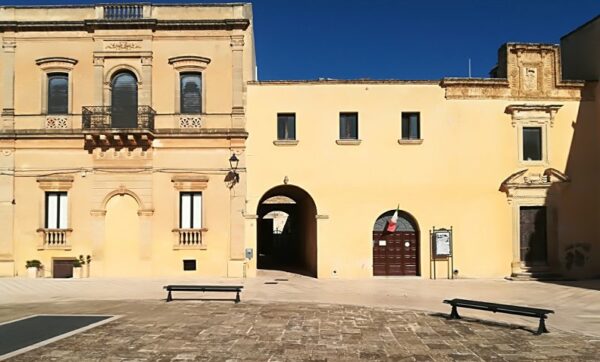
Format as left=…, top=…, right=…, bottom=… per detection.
left=163, top=285, right=243, bottom=303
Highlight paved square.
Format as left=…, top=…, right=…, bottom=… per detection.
left=2, top=300, right=599, bottom=361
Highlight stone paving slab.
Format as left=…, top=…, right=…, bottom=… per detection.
left=2, top=300, right=599, bottom=361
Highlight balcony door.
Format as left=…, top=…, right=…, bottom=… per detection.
left=111, top=71, right=138, bottom=128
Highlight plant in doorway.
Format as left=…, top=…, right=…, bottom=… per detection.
left=25, top=260, right=43, bottom=278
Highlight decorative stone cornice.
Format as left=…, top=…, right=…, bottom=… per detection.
left=171, top=174, right=209, bottom=191
left=168, top=56, right=211, bottom=71
left=505, top=104, right=562, bottom=127
left=499, top=168, right=570, bottom=201
left=36, top=175, right=74, bottom=191
left=0, top=19, right=250, bottom=33
left=230, top=35, right=244, bottom=48
left=35, top=57, right=78, bottom=71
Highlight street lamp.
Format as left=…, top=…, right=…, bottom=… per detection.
left=227, top=153, right=240, bottom=186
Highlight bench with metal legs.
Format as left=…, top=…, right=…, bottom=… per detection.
left=164, top=285, right=243, bottom=303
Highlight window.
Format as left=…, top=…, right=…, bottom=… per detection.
left=401, top=113, right=420, bottom=140
left=523, top=127, right=542, bottom=161
left=277, top=113, right=296, bottom=140
left=45, top=192, right=68, bottom=229
left=47, top=73, right=68, bottom=115
left=180, top=192, right=202, bottom=229
left=183, top=259, right=197, bottom=271
left=180, top=73, right=202, bottom=114
left=339, top=112, right=358, bottom=140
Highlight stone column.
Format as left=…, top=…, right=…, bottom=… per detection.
left=0, top=148, right=15, bottom=276
left=93, top=56, right=104, bottom=106
left=2, top=37, right=16, bottom=130
left=230, top=35, right=245, bottom=128
left=140, top=56, right=152, bottom=107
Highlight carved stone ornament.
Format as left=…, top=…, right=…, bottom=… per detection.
left=104, top=41, right=142, bottom=51
left=168, top=55, right=211, bottom=71
left=45, top=116, right=69, bottom=129
left=505, top=104, right=562, bottom=127
left=499, top=168, right=570, bottom=201
left=230, top=35, right=245, bottom=48
left=179, top=115, right=202, bottom=128
left=35, top=57, right=78, bottom=71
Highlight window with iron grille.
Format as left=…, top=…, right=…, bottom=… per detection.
left=48, top=73, right=68, bottom=115
left=180, top=192, right=202, bottom=229
left=401, top=112, right=420, bottom=140
left=339, top=112, right=358, bottom=140
left=45, top=192, right=68, bottom=229
left=180, top=73, right=202, bottom=114
left=277, top=113, right=296, bottom=140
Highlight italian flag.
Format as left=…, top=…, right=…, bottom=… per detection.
left=387, top=205, right=399, bottom=232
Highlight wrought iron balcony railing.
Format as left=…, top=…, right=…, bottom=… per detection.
left=104, top=4, right=144, bottom=20
left=82, top=106, right=156, bottom=131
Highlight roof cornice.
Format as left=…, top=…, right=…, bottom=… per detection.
left=0, top=18, right=250, bottom=32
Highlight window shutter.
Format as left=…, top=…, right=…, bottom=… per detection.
left=181, top=194, right=191, bottom=229
left=59, top=193, right=68, bottom=229
left=47, top=194, right=58, bottom=229
left=111, top=72, right=138, bottom=128
left=180, top=73, right=202, bottom=114
left=192, top=193, right=202, bottom=229
left=48, top=74, right=68, bottom=115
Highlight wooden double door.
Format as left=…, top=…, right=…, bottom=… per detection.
left=53, top=259, right=73, bottom=278
left=373, top=231, right=418, bottom=276
left=520, top=206, right=548, bottom=266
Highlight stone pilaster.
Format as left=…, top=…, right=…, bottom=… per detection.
left=138, top=211, right=153, bottom=260
left=230, top=35, right=245, bottom=128
left=0, top=147, right=15, bottom=276
left=2, top=38, right=16, bottom=131
left=140, top=56, right=153, bottom=107
left=93, top=56, right=105, bottom=106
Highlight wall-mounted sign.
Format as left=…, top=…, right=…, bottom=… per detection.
left=378, top=240, right=386, bottom=246
left=433, top=229, right=452, bottom=257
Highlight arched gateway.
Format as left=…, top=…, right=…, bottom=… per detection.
left=256, top=185, right=317, bottom=277
left=372, top=210, right=420, bottom=276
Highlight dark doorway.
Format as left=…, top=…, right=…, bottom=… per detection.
left=111, top=71, right=138, bottom=128
left=520, top=206, right=548, bottom=266
left=256, top=186, right=317, bottom=277
left=372, top=210, right=419, bottom=276
left=52, top=259, right=74, bottom=278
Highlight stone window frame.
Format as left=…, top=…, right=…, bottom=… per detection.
left=168, top=56, right=211, bottom=115
left=171, top=175, right=210, bottom=250
left=36, top=176, right=74, bottom=250
left=506, top=104, right=562, bottom=167
left=103, top=64, right=143, bottom=107
left=35, top=57, right=77, bottom=115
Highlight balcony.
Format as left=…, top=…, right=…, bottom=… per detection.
left=103, top=4, right=144, bottom=20
left=37, top=229, right=72, bottom=250
left=82, top=106, right=155, bottom=151
left=172, top=228, right=207, bottom=250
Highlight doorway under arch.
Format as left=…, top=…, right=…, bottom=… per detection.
left=256, top=185, right=317, bottom=277
left=372, top=210, right=420, bottom=276
left=111, top=70, right=138, bottom=128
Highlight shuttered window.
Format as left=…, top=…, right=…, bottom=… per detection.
left=45, top=192, right=68, bottom=229
left=111, top=71, right=138, bottom=128
left=180, top=192, right=202, bottom=229
left=401, top=113, right=420, bottom=140
left=339, top=112, right=358, bottom=140
left=277, top=113, right=296, bottom=140
left=180, top=73, right=202, bottom=114
left=48, top=73, right=68, bottom=115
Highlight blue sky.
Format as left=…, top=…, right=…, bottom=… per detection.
left=1, top=0, right=598, bottom=80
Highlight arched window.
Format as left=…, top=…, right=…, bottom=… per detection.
left=47, top=73, right=68, bottom=115
left=180, top=73, right=202, bottom=114
left=111, top=71, right=138, bottom=128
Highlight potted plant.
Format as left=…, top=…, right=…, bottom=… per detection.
left=72, top=255, right=87, bottom=279
left=85, top=255, right=92, bottom=278
left=25, top=260, right=42, bottom=278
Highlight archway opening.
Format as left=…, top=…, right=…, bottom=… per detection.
left=257, top=185, right=317, bottom=277
left=372, top=209, right=420, bottom=276
left=111, top=70, right=138, bottom=128
left=104, top=194, right=142, bottom=276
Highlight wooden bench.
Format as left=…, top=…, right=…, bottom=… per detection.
left=443, top=298, right=554, bottom=335
left=163, top=285, right=243, bottom=303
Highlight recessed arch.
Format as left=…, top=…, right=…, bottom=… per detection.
left=104, top=64, right=142, bottom=85
left=256, top=184, right=318, bottom=277
left=97, top=187, right=153, bottom=216
left=372, top=209, right=420, bottom=276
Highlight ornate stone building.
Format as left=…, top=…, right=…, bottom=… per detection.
left=0, top=3, right=255, bottom=277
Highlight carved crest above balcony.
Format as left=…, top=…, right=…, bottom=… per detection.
left=103, top=40, right=142, bottom=51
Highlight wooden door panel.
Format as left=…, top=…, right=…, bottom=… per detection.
left=373, top=231, right=418, bottom=276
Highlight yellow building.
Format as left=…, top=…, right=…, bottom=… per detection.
left=245, top=42, right=598, bottom=280
left=0, top=3, right=598, bottom=281
left=0, top=3, right=255, bottom=278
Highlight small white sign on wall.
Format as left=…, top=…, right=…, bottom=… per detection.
left=378, top=240, right=387, bottom=246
